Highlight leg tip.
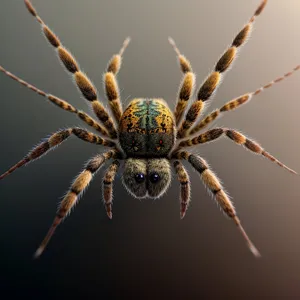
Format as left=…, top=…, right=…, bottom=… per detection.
left=124, top=36, right=131, bottom=45
left=24, top=0, right=37, bottom=17
left=33, top=247, right=43, bottom=259
left=168, top=36, right=175, bottom=45
left=249, top=244, right=261, bottom=258
left=180, top=211, right=186, bottom=219
left=119, top=37, right=131, bottom=56
left=107, top=212, right=113, bottom=219
left=168, top=37, right=181, bottom=56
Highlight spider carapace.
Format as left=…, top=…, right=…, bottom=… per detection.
left=0, top=0, right=299, bottom=258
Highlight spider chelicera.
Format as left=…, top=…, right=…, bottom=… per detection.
left=0, top=0, right=298, bottom=258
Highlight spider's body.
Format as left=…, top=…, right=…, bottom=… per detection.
left=0, top=0, right=299, bottom=258
left=120, top=98, right=175, bottom=198
left=119, top=98, right=176, bottom=157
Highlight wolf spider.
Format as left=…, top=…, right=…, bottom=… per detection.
left=0, top=0, right=298, bottom=258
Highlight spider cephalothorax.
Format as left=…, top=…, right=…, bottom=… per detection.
left=120, top=98, right=175, bottom=198
left=0, top=0, right=299, bottom=258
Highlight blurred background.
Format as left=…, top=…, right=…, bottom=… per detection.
left=1, top=0, right=300, bottom=298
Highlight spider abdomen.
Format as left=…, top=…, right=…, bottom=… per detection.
left=119, top=98, right=176, bottom=157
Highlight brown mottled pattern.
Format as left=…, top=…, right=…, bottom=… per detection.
left=149, top=100, right=175, bottom=135
left=190, top=110, right=220, bottom=134
left=105, top=73, right=119, bottom=100
left=179, top=55, right=192, bottom=73
left=75, top=72, right=97, bottom=101
left=103, top=38, right=130, bottom=124
left=176, top=72, right=220, bottom=138
left=104, top=72, right=122, bottom=122
left=168, top=38, right=193, bottom=73
left=173, top=161, right=191, bottom=219
left=197, top=72, right=221, bottom=101
left=232, top=24, right=251, bottom=47
left=120, top=98, right=174, bottom=135
left=119, top=99, right=142, bottom=132
left=103, top=160, right=120, bottom=219
left=43, top=26, right=60, bottom=48
left=119, top=98, right=175, bottom=157
left=175, top=72, right=195, bottom=125
left=244, top=139, right=262, bottom=153
left=178, top=128, right=223, bottom=148
left=71, top=128, right=115, bottom=147
left=58, top=47, right=79, bottom=73
left=77, top=111, right=109, bottom=137
left=47, top=95, right=76, bottom=112
left=226, top=129, right=246, bottom=144
left=215, top=47, right=237, bottom=73
left=92, top=102, right=117, bottom=138
left=187, top=153, right=236, bottom=217
left=107, top=55, right=121, bottom=74
left=48, top=129, right=71, bottom=147
left=24, top=0, right=37, bottom=16
left=29, top=142, right=51, bottom=160
left=254, top=0, right=268, bottom=16
left=168, top=38, right=196, bottom=129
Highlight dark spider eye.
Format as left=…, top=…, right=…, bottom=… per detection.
left=135, top=173, right=145, bottom=183
left=149, top=173, right=160, bottom=183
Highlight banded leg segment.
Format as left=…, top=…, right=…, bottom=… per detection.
left=0, top=65, right=109, bottom=137
left=103, top=160, right=120, bottom=219
left=177, top=127, right=297, bottom=175
left=104, top=38, right=130, bottom=123
left=190, top=64, right=300, bottom=135
left=177, top=0, right=268, bottom=138
left=24, top=0, right=117, bottom=138
left=34, top=150, right=115, bottom=258
left=173, top=161, right=191, bottom=219
left=173, top=151, right=260, bottom=257
left=0, top=128, right=115, bottom=180
left=168, top=38, right=196, bottom=125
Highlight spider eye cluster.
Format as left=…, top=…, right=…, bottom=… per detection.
left=134, top=173, right=161, bottom=184
left=123, top=158, right=171, bottom=199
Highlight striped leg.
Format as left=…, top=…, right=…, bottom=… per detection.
left=104, top=38, right=130, bottom=123
left=34, top=150, right=115, bottom=258
left=102, top=160, right=120, bottom=219
left=173, top=151, right=260, bottom=257
left=177, top=127, right=297, bottom=175
left=24, top=0, right=117, bottom=138
left=0, top=65, right=109, bottom=137
left=168, top=38, right=196, bottom=126
left=190, top=64, right=300, bottom=135
left=0, top=128, right=116, bottom=180
left=173, top=161, right=191, bottom=219
left=177, top=0, right=268, bottom=138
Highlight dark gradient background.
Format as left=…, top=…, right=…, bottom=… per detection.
left=1, top=1, right=300, bottom=299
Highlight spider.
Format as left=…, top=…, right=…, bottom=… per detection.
left=0, top=0, right=299, bottom=258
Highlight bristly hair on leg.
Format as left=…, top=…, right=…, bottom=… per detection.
left=189, top=64, right=300, bottom=136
